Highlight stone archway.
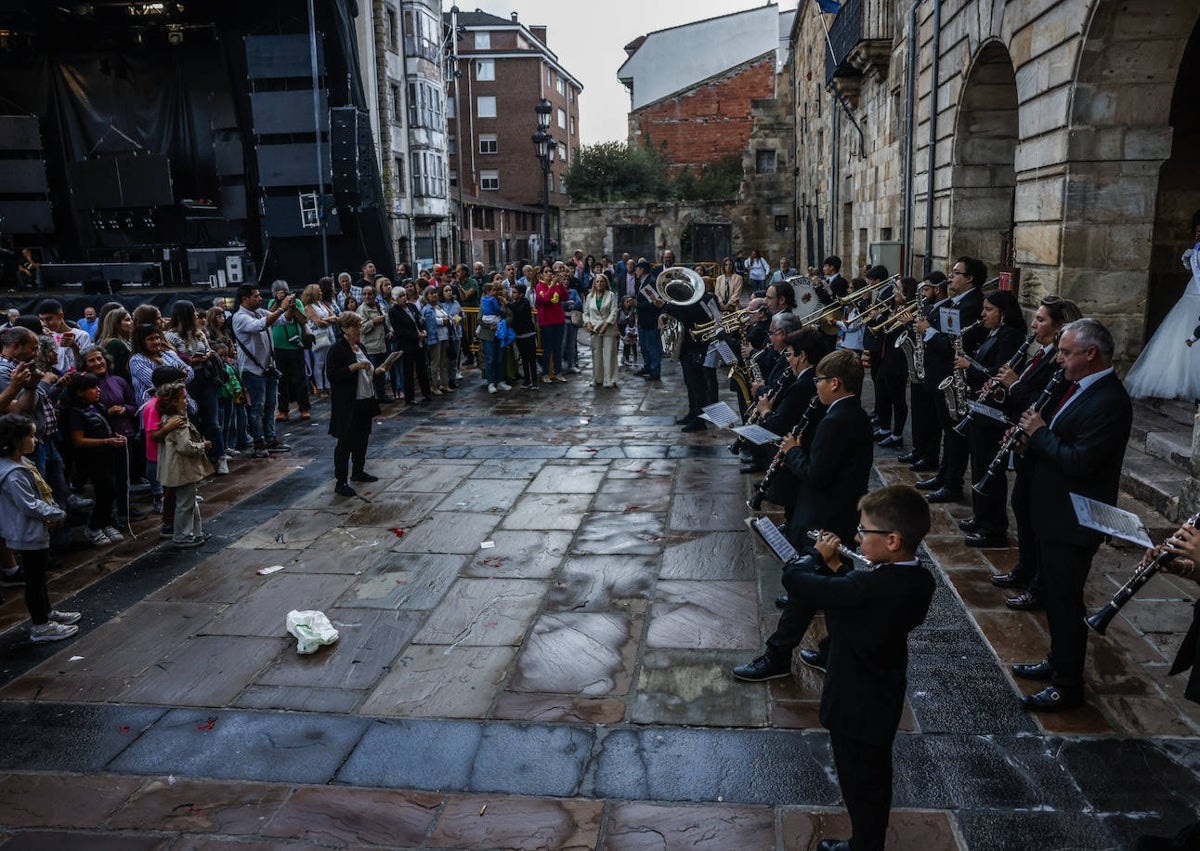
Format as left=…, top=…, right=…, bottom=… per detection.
left=1145, top=18, right=1200, bottom=343
left=1062, top=0, right=1200, bottom=361
left=948, top=41, right=1018, bottom=280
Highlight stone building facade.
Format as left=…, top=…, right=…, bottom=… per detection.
left=780, top=0, right=1200, bottom=363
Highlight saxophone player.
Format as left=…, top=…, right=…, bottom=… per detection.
left=899, top=272, right=947, bottom=472
left=913, top=257, right=987, bottom=503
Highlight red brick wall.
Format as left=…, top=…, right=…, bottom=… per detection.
left=630, top=56, right=774, bottom=173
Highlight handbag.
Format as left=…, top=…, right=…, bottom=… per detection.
left=570, top=309, right=583, bottom=327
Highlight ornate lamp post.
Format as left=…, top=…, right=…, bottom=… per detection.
left=532, top=98, right=556, bottom=261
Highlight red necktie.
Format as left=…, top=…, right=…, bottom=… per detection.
left=1019, top=349, right=1044, bottom=380
left=1052, top=382, right=1079, bottom=415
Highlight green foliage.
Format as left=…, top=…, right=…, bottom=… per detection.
left=563, top=144, right=745, bottom=203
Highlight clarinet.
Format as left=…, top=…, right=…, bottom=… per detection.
left=805, top=530, right=875, bottom=571
left=747, top=396, right=822, bottom=511
left=952, top=332, right=1036, bottom=437
left=1087, top=511, right=1200, bottom=634
left=971, top=369, right=1065, bottom=495
left=728, top=363, right=796, bottom=455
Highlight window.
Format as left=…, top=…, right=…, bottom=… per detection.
left=448, top=136, right=457, bottom=155
left=474, top=31, right=490, bottom=49
left=547, top=67, right=553, bottom=86
left=481, top=169, right=499, bottom=191
left=476, top=59, right=494, bottom=81
left=477, top=96, right=497, bottom=118
left=408, top=80, right=443, bottom=129
left=446, top=98, right=455, bottom=119
left=479, top=133, right=498, bottom=154
left=385, top=5, right=398, bottom=52
left=774, top=215, right=789, bottom=232
left=449, top=170, right=457, bottom=187
left=569, top=116, right=575, bottom=135
left=557, top=142, right=567, bottom=162
left=403, top=7, right=440, bottom=61
left=411, top=151, right=446, bottom=198
left=392, top=156, right=404, bottom=193
left=557, top=108, right=566, bottom=129
left=556, top=78, right=565, bottom=96
left=756, top=150, right=777, bottom=174
left=390, top=84, right=402, bottom=122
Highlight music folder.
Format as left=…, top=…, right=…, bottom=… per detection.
left=732, top=424, right=781, bottom=445
left=1070, top=493, right=1154, bottom=548
left=746, top=516, right=800, bottom=564
left=699, top=401, right=740, bottom=429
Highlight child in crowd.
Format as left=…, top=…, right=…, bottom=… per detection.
left=619, top=296, right=639, bottom=366
left=155, top=381, right=213, bottom=549
left=509, top=283, right=538, bottom=391
left=214, top=343, right=251, bottom=454
left=0, top=414, right=79, bottom=643
left=141, top=366, right=186, bottom=533
left=784, top=485, right=935, bottom=851
left=63, top=372, right=129, bottom=547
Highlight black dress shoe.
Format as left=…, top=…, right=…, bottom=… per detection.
left=739, top=463, right=764, bottom=474
left=964, top=531, right=1007, bottom=548
left=926, top=487, right=963, bottom=503
left=674, top=415, right=694, bottom=424
left=799, top=648, right=827, bottom=672
left=915, top=476, right=943, bottom=490
left=878, top=434, right=904, bottom=448
left=1021, top=685, right=1083, bottom=712
left=1012, top=659, right=1054, bottom=681
left=334, top=482, right=357, bottom=497
left=958, top=517, right=981, bottom=532
left=897, top=450, right=919, bottom=463
left=817, top=841, right=850, bottom=851
left=681, top=421, right=706, bottom=433
left=775, top=594, right=789, bottom=610
left=909, top=459, right=938, bottom=472
left=350, top=471, right=380, bottom=482
left=990, top=571, right=1029, bottom=589
left=1006, top=590, right=1043, bottom=611
left=732, top=654, right=791, bottom=682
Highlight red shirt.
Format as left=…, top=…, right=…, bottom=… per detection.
left=535, top=282, right=568, bottom=326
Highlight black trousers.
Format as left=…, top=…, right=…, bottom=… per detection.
left=934, top=394, right=969, bottom=490
left=275, top=348, right=311, bottom=413
left=1009, top=466, right=1041, bottom=594
left=14, top=548, right=50, bottom=624
left=1039, top=538, right=1100, bottom=693
left=516, top=337, right=537, bottom=386
left=830, top=730, right=893, bottom=851
left=369, top=352, right=391, bottom=400
left=81, top=448, right=127, bottom=531
left=678, top=349, right=709, bottom=420
left=333, top=399, right=375, bottom=483
left=401, top=348, right=432, bottom=402
left=878, top=370, right=909, bottom=436
left=910, top=383, right=940, bottom=463
left=968, top=420, right=1008, bottom=534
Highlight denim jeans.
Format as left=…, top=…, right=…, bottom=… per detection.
left=241, top=370, right=278, bottom=446
left=188, top=377, right=225, bottom=462
left=483, top=338, right=501, bottom=385
left=639, top=326, right=662, bottom=377
left=540, top=323, right=565, bottom=376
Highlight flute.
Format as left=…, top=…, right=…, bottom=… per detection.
left=806, top=530, right=875, bottom=571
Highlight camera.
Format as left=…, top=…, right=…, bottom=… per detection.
left=265, top=365, right=283, bottom=380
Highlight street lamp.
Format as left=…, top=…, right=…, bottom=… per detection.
left=533, top=98, right=555, bottom=261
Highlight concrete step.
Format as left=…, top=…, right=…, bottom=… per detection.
left=1144, top=429, right=1193, bottom=467
left=1120, top=444, right=1189, bottom=522
left=1131, top=398, right=1196, bottom=448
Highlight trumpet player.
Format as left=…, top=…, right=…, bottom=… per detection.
left=914, top=257, right=987, bottom=503
left=1010, top=318, right=1131, bottom=712
left=988, top=296, right=1082, bottom=608
left=899, top=273, right=947, bottom=471
left=869, top=278, right=919, bottom=450
left=958, top=290, right=1027, bottom=547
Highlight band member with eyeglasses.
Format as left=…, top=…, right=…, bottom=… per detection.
left=733, top=350, right=874, bottom=683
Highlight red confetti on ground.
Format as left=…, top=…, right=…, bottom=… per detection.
left=117, top=725, right=130, bottom=734
left=583, top=448, right=598, bottom=453
left=195, top=718, right=216, bottom=732
left=480, top=556, right=505, bottom=568
left=389, top=528, right=405, bottom=538
left=188, top=807, right=204, bottom=815
left=395, top=579, right=407, bottom=585
left=485, top=621, right=499, bottom=629
left=623, top=505, right=644, bottom=512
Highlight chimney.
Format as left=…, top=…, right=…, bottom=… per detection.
left=510, top=11, right=517, bottom=21
left=531, top=25, right=547, bottom=44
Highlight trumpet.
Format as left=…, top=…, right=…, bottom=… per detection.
left=795, top=274, right=901, bottom=326
left=971, top=369, right=1065, bottom=495
left=1086, top=511, right=1200, bottom=634
left=866, top=300, right=922, bottom=334
left=691, top=306, right=753, bottom=341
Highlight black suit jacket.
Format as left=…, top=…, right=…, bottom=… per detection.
left=1005, top=352, right=1065, bottom=477
left=1027, top=371, right=1133, bottom=547
left=923, top=289, right=985, bottom=391
left=783, top=395, right=874, bottom=545
left=326, top=338, right=381, bottom=439
left=783, top=551, right=935, bottom=746
left=389, top=303, right=424, bottom=351
left=762, top=370, right=818, bottom=438
left=967, top=326, right=1026, bottom=392
left=1170, top=599, right=1200, bottom=703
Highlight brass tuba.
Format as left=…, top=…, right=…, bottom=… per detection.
left=654, top=266, right=706, bottom=307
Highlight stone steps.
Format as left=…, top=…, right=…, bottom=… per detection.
left=1121, top=399, right=1195, bottom=521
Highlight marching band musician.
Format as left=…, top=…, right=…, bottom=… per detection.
left=739, top=313, right=802, bottom=473
left=663, top=282, right=721, bottom=433
left=859, top=266, right=892, bottom=429
left=957, top=290, right=1027, bottom=548
left=987, top=295, right=1082, bottom=609
left=1011, top=318, right=1132, bottom=712
left=899, top=272, right=948, bottom=473
left=871, top=277, right=919, bottom=450
left=733, top=349, right=874, bottom=682
left=1150, top=523, right=1200, bottom=704
left=913, top=257, right=988, bottom=503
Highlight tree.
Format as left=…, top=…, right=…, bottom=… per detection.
left=563, top=141, right=670, bottom=202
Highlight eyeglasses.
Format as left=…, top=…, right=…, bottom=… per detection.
left=951, top=270, right=967, bottom=277
left=814, top=375, right=833, bottom=383
left=856, top=524, right=893, bottom=536
left=769, top=329, right=786, bottom=336
left=781, top=349, right=794, bottom=358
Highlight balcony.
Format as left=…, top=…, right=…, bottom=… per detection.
left=823, top=0, right=894, bottom=104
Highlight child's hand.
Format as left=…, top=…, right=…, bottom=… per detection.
left=203, top=440, right=212, bottom=451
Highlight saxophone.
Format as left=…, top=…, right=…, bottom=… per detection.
left=939, top=320, right=981, bottom=421
left=910, top=295, right=928, bottom=383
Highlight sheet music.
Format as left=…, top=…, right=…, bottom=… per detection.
left=1070, top=493, right=1154, bottom=548
left=639, top=284, right=659, bottom=303
left=748, top=516, right=800, bottom=563
left=699, top=402, right=740, bottom=428
left=706, top=340, right=736, bottom=367
left=732, top=424, right=781, bottom=445
left=940, top=306, right=960, bottom=335
left=967, top=401, right=1009, bottom=424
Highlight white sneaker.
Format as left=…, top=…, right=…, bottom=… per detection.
left=488, top=383, right=497, bottom=394
left=30, top=621, right=78, bottom=643
left=196, top=494, right=204, bottom=503
left=498, top=382, right=512, bottom=391
left=49, top=610, right=81, bottom=625
left=102, top=526, right=125, bottom=543
left=555, top=375, right=568, bottom=383
left=84, top=528, right=113, bottom=546
left=216, top=457, right=230, bottom=475
left=224, top=448, right=242, bottom=459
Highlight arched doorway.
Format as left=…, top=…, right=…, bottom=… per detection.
left=948, top=41, right=1018, bottom=280
left=1146, top=18, right=1200, bottom=342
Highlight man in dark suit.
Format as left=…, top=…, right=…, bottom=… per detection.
left=1011, top=318, right=1133, bottom=711
left=786, top=486, right=936, bottom=851
left=913, top=257, right=987, bottom=502
left=733, top=349, right=874, bottom=681
left=899, top=272, right=948, bottom=471
left=633, top=261, right=664, bottom=380
left=823, top=255, right=848, bottom=300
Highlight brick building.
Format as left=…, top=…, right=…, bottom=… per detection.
left=445, top=9, right=582, bottom=268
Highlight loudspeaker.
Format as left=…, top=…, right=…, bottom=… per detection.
left=68, top=154, right=172, bottom=209
left=330, top=106, right=376, bottom=206
left=245, top=34, right=324, bottom=80
left=261, top=194, right=341, bottom=237
left=0, top=160, right=49, bottom=193
left=255, top=143, right=330, bottom=186
left=0, top=200, right=54, bottom=232
left=250, top=90, right=328, bottom=136
left=0, top=116, right=40, bottom=151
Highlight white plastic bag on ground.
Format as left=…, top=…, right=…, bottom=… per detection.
left=285, top=610, right=339, bottom=654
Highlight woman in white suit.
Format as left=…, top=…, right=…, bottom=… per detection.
left=583, top=273, right=619, bottom=387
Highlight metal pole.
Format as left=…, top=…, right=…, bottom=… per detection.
left=307, top=0, right=329, bottom=276
left=542, top=159, right=551, bottom=263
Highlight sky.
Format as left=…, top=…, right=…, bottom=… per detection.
left=464, top=0, right=790, bottom=145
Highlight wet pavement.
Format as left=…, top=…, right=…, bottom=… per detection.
left=0, top=354, right=1198, bottom=849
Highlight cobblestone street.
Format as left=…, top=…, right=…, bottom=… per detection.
left=0, top=362, right=1197, bottom=850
